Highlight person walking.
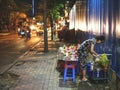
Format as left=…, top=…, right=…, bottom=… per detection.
left=77, top=35, right=105, bottom=81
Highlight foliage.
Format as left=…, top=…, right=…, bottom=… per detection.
left=14, top=0, right=31, bottom=12
left=0, top=0, right=14, bottom=12
left=50, top=4, right=64, bottom=19
left=47, top=0, right=65, bottom=20
left=98, top=53, right=109, bottom=68
left=0, top=0, right=31, bottom=13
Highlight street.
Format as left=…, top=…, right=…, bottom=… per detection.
left=0, top=32, right=42, bottom=71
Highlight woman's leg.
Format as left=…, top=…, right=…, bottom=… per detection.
left=81, top=61, right=87, bottom=81
left=82, top=69, right=87, bottom=81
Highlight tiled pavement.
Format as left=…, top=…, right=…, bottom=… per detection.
left=7, top=41, right=76, bottom=90
left=9, top=52, right=65, bottom=90
left=5, top=40, right=117, bottom=90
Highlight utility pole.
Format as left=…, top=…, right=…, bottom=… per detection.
left=32, top=0, right=35, bottom=17
left=43, top=0, right=48, bottom=52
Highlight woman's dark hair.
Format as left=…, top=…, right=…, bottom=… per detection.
left=95, top=35, right=105, bottom=42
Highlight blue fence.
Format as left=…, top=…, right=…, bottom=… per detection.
left=85, top=0, right=120, bottom=77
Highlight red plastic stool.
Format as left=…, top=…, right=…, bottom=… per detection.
left=63, top=61, right=76, bottom=82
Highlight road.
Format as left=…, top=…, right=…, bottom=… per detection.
left=0, top=33, right=42, bottom=70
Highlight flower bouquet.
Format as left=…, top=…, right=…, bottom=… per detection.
left=95, top=53, right=109, bottom=70
left=58, top=44, right=78, bottom=61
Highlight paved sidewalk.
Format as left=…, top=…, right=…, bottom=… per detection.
left=7, top=40, right=76, bottom=90
left=5, top=40, right=117, bottom=90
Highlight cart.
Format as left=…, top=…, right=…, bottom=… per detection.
left=87, top=54, right=112, bottom=83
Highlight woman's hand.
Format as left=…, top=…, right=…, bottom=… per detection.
left=92, top=54, right=99, bottom=58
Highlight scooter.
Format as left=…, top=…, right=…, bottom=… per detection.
left=21, top=30, right=25, bottom=38
left=25, top=30, right=31, bottom=39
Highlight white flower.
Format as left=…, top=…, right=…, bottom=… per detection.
left=95, top=58, right=100, bottom=62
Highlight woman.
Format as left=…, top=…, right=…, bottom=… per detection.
left=77, top=35, right=105, bottom=81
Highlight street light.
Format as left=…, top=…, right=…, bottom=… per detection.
left=32, top=0, right=35, bottom=17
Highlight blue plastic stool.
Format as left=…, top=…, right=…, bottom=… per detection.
left=64, top=61, right=76, bottom=82
left=75, top=61, right=80, bottom=75
left=86, top=63, right=91, bottom=73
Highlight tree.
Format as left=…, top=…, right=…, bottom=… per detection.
left=37, top=0, right=66, bottom=52
left=47, top=0, right=65, bottom=41
left=40, top=0, right=76, bottom=52
left=43, top=0, right=48, bottom=52
left=46, top=0, right=76, bottom=41
left=0, top=0, right=32, bottom=30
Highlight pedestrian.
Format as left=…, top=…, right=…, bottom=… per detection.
left=77, top=35, right=105, bottom=81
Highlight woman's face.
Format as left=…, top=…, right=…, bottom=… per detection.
left=96, top=40, right=103, bottom=44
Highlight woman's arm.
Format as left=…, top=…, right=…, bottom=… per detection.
left=90, top=43, right=98, bottom=57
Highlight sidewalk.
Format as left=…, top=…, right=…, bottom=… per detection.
left=3, top=39, right=116, bottom=90
left=5, top=40, right=75, bottom=90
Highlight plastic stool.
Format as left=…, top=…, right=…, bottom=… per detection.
left=86, top=63, right=92, bottom=77
left=64, top=61, right=76, bottom=82
left=75, top=61, right=80, bottom=75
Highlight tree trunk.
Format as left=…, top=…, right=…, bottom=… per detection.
left=43, top=0, right=48, bottom=52
left=50, top=16, right=54, bottom=41
left=50, top=14, right=56, bottom=41
left=53, top=20, right=56, bottom=41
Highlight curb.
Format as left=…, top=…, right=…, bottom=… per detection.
left=0, top=39, right=59, bottom=75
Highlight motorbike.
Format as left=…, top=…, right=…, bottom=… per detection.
left=20, top=30, right=25, bottom=38
left=25, top=30, right=31, bottom=39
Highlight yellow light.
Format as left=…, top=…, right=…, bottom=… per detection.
left=30, top=25, right=34, bottom=30
left=116, top=23, right=120, bottom=38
